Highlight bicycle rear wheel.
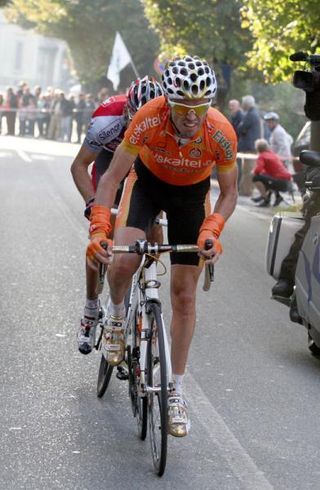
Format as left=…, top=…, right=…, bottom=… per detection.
left=128, top=340, right=148, bottom=440
left=147, top=302, right=168, bottom=477
left=125, top=286, right=148, bottom=439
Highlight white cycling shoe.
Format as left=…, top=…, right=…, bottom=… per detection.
left=78, top=316, right=98, bottom=355
left=102, top=315, right=125, bottom=366
left=168, top=394, right=190, bottom=437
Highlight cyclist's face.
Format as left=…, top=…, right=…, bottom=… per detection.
left=169, top=98, right=210, bottom=138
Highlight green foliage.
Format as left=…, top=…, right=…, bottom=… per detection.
left=241, top=0, right=320, bottom=82
left=141, top=0, right=252, bottom=66
left=4, top=0, right=160, bottom=89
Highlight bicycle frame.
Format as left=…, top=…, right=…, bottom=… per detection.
left=96, top=239, right=214, bottom=475
left=125, top=254, right=172, bottom=395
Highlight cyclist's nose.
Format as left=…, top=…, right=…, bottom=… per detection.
left=185, top=109, right=198, bottom=121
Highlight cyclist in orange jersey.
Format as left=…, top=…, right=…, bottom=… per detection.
left=71, top=77, right=164, bottom=355
left=86, top=56, right=238, bottom=437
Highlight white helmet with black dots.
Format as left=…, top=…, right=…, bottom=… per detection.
left=162, top=55, right=217, bottom=100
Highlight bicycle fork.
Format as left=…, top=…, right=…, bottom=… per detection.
left=138, top=262, right=173, bottom=394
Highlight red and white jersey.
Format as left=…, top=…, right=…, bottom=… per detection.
left=83, top=94, right=127, bottom=154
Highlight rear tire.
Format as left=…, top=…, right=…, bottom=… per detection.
left=127, top=307, right=148, bottom=440
left=308, top=333, right=320, bottom=357
left=147, top=302, right=168, bottom=477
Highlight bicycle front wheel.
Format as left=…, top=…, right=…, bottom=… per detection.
left=147, top=302, right=168, bottom=477
left=97, top=354, right=114, bottom=398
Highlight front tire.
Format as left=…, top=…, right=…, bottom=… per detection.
left=147, top=302, right=168, bottom=477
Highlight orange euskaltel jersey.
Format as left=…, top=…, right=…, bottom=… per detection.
left=121, top=95, right=237, bottom=186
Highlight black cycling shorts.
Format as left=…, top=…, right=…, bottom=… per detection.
left=116, top=157, right=211, bottom=265
left=93, top=148, right=123, bottom=206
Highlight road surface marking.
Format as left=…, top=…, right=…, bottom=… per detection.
left=16, top=149, right=32, bottom=162
left=186, top=372, right=275, bottom=490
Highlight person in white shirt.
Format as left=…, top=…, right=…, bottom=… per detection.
left=263, top=112, right=293, bottom=168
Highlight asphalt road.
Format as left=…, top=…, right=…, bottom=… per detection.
left=1, top=137, right=319, bottom=490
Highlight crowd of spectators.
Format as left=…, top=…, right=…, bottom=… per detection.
left=0, top=82, right=110, bottom=143
left=227, top=95, right=294, bottom=204
left=0, top=83, right=296, bottom=206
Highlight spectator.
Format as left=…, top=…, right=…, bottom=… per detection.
left=75, top=93, right=87, bottom=143
left=251, top=139, right=292, bottom=207
left=68, top=95, right=76, bottom=142
left=263, top=112, right=293, bottom=168
left=228, top=99, right=243, bottom=136
left=0, top=93, right=4, bottom=133
left=33, top=85, right=43, bottom=137
left=60, top=93, right=73, bottom=142
left=228, top=99, right=244, bottom=187
left=97, top=87, right=109, bottom=104
left=18, top=85, right=36, bottom=136
left=16, top=81, right=27, bottom=100
left=237, top=95, right=263, bottom=195
left=4, top=87, right=18, bottom=135
left=48, top=90, right=63, bottom=140
left=83, top=93, right=96, bottom=127
left=37, top=93, right=51, bottom=138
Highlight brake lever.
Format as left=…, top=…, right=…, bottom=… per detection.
left=203, top=239, right=214, bottom=291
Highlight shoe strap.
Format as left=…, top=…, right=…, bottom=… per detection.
left=105, top=325, right=124, bottom=332
left=168, top=395, right=187, bottom=409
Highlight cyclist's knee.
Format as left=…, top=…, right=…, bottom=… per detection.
left=109, top=255, right=137, bottom=279
left=171, top=288, right=196, bottom=315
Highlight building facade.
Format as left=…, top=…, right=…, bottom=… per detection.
left=0, top=10, right=74, bottom=92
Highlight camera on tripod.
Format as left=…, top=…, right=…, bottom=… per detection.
left=290, top=52, right=320, bottom=92
left=290, top=51, right=320, bottom=120
left=293, top=70, right=319, bottom=92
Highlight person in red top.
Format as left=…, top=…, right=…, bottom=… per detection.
left=85, top=56, right=238, bottom=436
left=251, top=138, right=292, bottom=207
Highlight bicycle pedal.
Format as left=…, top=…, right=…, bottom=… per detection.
left=116, top=366, right=129, bottom=380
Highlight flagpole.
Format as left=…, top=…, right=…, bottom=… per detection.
left=107, top=31, right=140, bottom=90
left=130, top=58, right=140, bottom=78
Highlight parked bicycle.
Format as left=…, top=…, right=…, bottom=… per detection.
left=94, top=239, right=213, bottom=476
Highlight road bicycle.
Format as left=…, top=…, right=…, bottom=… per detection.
left=94, top=238, right=213, bottom=476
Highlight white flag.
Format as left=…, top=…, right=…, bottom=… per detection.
left=107, top=32, right=132, bottom=90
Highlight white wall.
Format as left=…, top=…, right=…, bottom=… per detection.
left=0, top=10, right=74, bottom=92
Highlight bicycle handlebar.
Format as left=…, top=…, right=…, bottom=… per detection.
left=112, top=242, right=199, bottom=255
left=98, top=239, right=215, bottom=292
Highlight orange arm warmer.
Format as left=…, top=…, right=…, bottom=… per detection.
left=197, top=213, right=225, bottom=253
left=89, top=205, right=112, bottom=238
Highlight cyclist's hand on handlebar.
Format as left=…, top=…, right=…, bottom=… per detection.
left=86, top=205, right=113, bottom=270
left=197, top=212, right=225, bottom=264
left=197, top=233, right=223, bottom=264
left=86, top=235, right=113, bottom=270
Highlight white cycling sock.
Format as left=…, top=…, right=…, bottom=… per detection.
left=86, top=298, right=99, bottom=309
left=84, top=298, right=99, bottom=318
left=107, top=298, right=125, bottom=318
left=173, top=374, right=184, bottom=395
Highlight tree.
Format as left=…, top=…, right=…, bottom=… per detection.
left=141, top=0, right=254, bottom=105
left=241, top=0, right=320, bottom=82
left=4, top=0, right=160, bottom=89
